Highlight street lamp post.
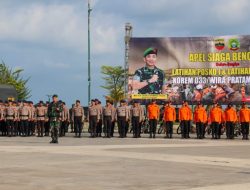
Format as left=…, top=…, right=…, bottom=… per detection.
left=124, top=23, right=133, bottom=98
left=88, top=0, right=92, bottom=104
left=46, top=94, right=52, bottom=103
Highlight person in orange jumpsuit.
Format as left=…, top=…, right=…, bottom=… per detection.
left=209, top=102, right=223, bottom=139
left=147, top=99, right=160, bottom=138
left=163, top=101, right=176, bottom=138
left=186, top=101, right=192, bottom=138
left=239, top=102, right=250, bottom=140
left=179, top=101, right=191, bottom=139
left=193, top=102, right=207, bottom=139
left=224, top=102, right=237, bottom=139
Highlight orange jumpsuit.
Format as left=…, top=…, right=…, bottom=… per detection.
left=224, top=107, right=237, bottom=139
left=147, top=103, right=160, bottom=137
left=179, top=105, right=191, bottom=138
left=239, top=107, right=250, bottom=139
left=194, top=106, right=207, bottom=139
left=163, top=105, right=176, bottom=137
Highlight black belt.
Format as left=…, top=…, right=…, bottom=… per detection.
left=7, top=115, right=14, bottom=117
left=37, top=115, right=45, bottom=117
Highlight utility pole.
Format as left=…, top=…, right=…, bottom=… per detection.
left=124, top=23, right=133, bottom=99
left=88, top=0, right=92, bottom=104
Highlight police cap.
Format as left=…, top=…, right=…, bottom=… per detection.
left=133, top=100, right=138, bottom=104
left=120, top=99, right=126, bottom=103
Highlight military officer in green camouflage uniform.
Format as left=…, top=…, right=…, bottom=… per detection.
left=132, top=47, right=166, bottom=94
left=48, top=94, right=63, bottom=144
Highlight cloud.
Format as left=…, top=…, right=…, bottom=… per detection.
left=0, top=1, right=122, bottom=54
left=42, top=61, right=71, bottom=69
left=0, top=4, right=84, bottom=48
left=212, top=0, right=250, bottom=24
left=92, top=12, right=123, bottom=54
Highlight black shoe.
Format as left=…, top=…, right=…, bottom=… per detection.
left=153, top=134, right=156, bottom=138
left=50, top=140, right=55, bottom=143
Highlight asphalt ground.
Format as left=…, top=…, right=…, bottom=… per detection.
left=0, top=132, right=250, bottom=190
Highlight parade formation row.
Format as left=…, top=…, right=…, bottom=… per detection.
left=0, top=95, right=249, bottom=143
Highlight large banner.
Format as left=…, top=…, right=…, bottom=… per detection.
left=128, top=35, right=250, bottom=104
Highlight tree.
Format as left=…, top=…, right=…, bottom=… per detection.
left=101, top=66, right=125, bottom=106
left=0, top=61, right=31, bottom=100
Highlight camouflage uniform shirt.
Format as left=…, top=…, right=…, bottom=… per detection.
left=133, top=66, right=165, bottom=94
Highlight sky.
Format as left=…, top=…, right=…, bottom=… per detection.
left=1, top=0, right=250, bottom=105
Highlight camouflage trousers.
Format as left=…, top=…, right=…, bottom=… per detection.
left=50, top=120, right=60, bottom=142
